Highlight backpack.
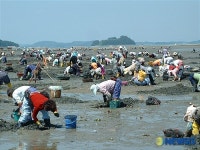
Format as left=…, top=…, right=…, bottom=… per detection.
left=146, top=96, right=161, bottom=105
left=163, top=128, right=184, bottom=138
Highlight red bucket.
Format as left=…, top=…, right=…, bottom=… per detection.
left=17, top=72, right=24, bottom=78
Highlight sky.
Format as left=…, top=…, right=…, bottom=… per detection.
left=0, top=0, right=199, bottom=44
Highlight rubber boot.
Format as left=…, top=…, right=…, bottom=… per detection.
left=44, top=119, right=51, bottom=128
left=103, top=95, right=107, bottom=103
left=185, top=129, right=192, bottom=137
left=149, top=74, right=156, bottom=85
left=193, top=83, right=198, bottom=92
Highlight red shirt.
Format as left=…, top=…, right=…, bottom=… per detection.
left=30, top=92, right=48, bottom=122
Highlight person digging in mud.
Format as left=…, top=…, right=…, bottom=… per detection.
left=90, top=76, right=122, bottom=106
left=89, top=57, right=105, bottom=79
left=7, top=86, right=38, bottom=128
left=69, top=51, right=80, bottom=76
left=29, top=92, right=59, bottom=129
left=189, top=73, right=200, bottom=92
left=7, top=87, right=59, bottom=129
left=191, top=106, right=200, bottom=136
left=21, top=63, right=42, bottom=82
left=0, top=52, right=7, bottom=63
left=183, top=103, right=197, bottom=137
left=0, top=70, right=12, bottom=88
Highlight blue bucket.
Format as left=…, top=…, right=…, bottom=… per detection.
left=64, top=115, right=77, bottom=129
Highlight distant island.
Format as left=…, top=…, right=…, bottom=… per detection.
left=0, top=36, right=199, bottom=48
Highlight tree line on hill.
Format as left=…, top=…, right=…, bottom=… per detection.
left=0, top=39, right=19, bottom=47
left=91, top=35, right=136, bottom=46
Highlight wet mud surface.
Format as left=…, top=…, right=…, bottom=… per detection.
left=0, top=44, right=200, bottom=149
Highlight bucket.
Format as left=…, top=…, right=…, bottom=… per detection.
left=17, top=72, right=24, bottom=78
left=11, top=112, right=20, bottom=122
left=50, top=90, right=61, bottom=98
left=64, top=115, right=77, bottom=129
left=109, top=100, right=120, bottom=109
left=6, top=63, right=12, bottom=67
left=49, top=86, right=62, bottom=98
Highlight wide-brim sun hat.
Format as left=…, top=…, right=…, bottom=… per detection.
left=90, top=84, right=99, bottom=95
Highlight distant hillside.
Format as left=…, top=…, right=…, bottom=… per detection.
left=20, top=40, right=200, bottom=48
left=0, top=39, right=19, bottom=47
left=21, top=41, right=93, bottom=48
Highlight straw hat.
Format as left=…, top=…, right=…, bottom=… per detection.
left=90, top=84, right=99, bottom=95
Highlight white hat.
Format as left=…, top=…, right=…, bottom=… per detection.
left=90, top=84, right=99, bottom=95
left=173, top=52, right=177, bottom=56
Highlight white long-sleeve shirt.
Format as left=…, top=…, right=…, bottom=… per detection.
left=12, top=86, right=31, bottom=103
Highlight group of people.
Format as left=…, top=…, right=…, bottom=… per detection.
left=7, top=86, right=59, bottom=129
left=0, top=46, right=200, bottom=131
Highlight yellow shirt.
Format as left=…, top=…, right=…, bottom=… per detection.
left=138, top=70, right=146, bottom=81
left=192, top=121, right=200, bottom=135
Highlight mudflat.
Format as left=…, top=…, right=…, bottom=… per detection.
left=0, top=44, right=200, bottom=150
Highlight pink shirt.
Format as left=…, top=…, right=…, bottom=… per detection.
left=98, top=80, right=116, bottom=96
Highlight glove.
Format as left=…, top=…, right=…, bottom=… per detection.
left=54, top=112, right=59, bottom=117
left=36, top=121, right=43, bottom=127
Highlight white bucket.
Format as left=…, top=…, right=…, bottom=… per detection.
left=49, top=86, right=63, bottom=98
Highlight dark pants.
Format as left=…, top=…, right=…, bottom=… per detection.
left=0, top=75, right=10, bottom=85
left=189, top=73, right=198, bottom=86
left=23, top=67, right=32, bottom=78
left=71, top=64, right=80, bottom=75
left=189, top=73, right=198, bottom=91
left=113, top=78, right=122, bottom=99
left=177, top=66, right=184, bottom=79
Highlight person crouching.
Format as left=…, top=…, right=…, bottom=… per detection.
left=90, top=76, right=122, bottom=106
left=29, top=92, right=59, bottom=129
